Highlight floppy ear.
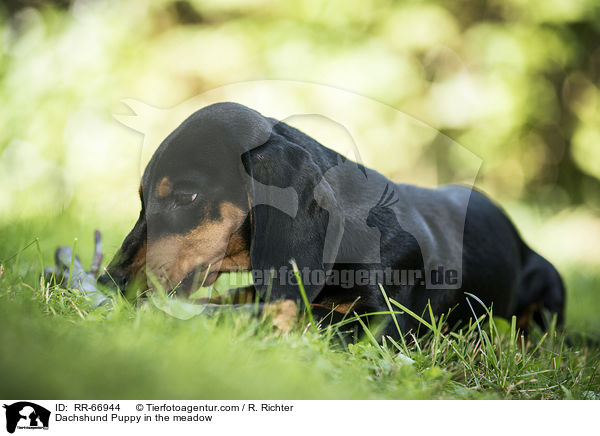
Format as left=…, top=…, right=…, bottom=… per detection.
left=241, top=128, right=342, bottom=305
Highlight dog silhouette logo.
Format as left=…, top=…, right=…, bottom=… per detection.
left=3, top=402, right=50, bottom=434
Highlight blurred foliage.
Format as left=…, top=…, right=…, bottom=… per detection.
left=1, top=0, right=599, bottom=400
left=0, top=0, right=599, bottom=265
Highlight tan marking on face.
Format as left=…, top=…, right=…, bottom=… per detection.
left=220, top=227, right=251, bottom=272
left=130, top=242, right=147, bottom=277
left=146, top=202, right=249, bottom=290
left=193, top=287, right=255, bottom=305
left=156, top=177, right=173, bottom=198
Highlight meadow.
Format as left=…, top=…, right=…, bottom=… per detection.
left=1, top=209, right=599, bottom=400
left=1, top=0, right=600, bottom=400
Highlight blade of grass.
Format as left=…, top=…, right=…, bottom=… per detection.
left=290, top=260, right=316, bottom=333
left=378, top=284, right=410, bottom=354
left=352, top=311, right=388, bottom=358
left=388, top=298, right=433, bottom=331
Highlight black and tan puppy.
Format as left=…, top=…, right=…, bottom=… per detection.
left=99, top=102, right=564, bottom=336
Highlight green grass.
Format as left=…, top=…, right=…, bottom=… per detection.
left=1, top=214, right=599, bottom=399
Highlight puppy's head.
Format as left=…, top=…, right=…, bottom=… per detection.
left=99, top=102, right=271, bottom=295
left=99, top=102, right=342, bottom=305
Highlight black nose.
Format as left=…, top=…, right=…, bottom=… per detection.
left=97, top=271, right=129, bottom=292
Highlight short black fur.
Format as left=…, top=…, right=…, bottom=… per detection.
left=100, top=102, right=565, bottom=335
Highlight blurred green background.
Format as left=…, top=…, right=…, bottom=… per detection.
left=0, top=0, right=599, bottom=331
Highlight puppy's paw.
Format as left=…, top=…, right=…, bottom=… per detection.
left=262, top=300, right=298, bottom=333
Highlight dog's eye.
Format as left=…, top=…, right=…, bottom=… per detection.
left=173, top=192, right=198, bottom=207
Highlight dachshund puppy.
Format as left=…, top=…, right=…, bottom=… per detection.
left=99, top=102, right=564, bottom=336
